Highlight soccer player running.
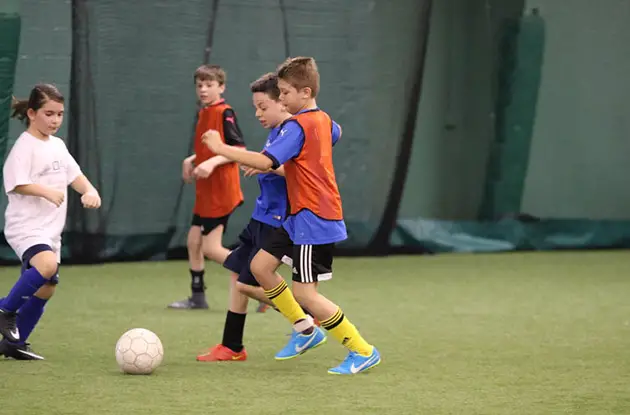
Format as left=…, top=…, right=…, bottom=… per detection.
left=202, top=57, right=380, bottom=375
left=0, top=84, right=101, bottom=360
left=168, top=64, right=264, bottom=312
left=196, top=72, right=340, bottom=362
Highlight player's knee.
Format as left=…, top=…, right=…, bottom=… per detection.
left=250, top=256, right=268, bottom=279
left=187, top=227, right=202, bottom=246
left=30, top=251, right=59, bottom=279
left=187, top=235, right=202, bottom=251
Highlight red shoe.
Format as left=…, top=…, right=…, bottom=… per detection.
left=196, top=344, right=247, bottom=362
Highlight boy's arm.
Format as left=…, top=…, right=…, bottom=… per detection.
left=193, top=109, right=246, bottom=178
left=332, top=121, right=342, bottom=146
left=242, top=164, right=285, bottom=177
left=205, top=107, right=247, bottom=168
left=222, top=108, right=245, bottom=147
left=203, top=121, right=303, bottom=171
left=209, top=144, right=274, bottom=171
left=274, top=165, right=286, bottom=176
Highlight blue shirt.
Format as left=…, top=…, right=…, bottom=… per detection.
left=263, top=109, right=346, bottom=245
left=252, top=126, right=288, bottom=228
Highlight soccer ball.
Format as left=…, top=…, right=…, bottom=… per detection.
left=115, top=328, right=164, bottom=375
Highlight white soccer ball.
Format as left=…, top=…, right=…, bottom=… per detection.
left=115, top=328, right=164, bottom=375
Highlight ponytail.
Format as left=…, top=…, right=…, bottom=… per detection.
left=11, top=96, right=29, bottom=123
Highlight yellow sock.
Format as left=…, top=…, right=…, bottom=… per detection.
left=264, top=280, right=307, bottom=324
left=320, top=308, right=373, bottom=356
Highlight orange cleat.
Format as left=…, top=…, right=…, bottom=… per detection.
left=256, top=302, right=270, bottom=313
left=196, top=344, right=248, bottom=362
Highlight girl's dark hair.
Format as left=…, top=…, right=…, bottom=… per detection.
left=11, top=83, right=64, bottom=125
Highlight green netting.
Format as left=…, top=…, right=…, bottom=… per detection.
left=480, top=10, right=544, bottom=219
left=521, top=0, right=630, bottom=220
left=0, top=1, right=21, bottom=181
left=5, top=0, right=429, bottom=262
left=2, top=0, right=630, bottom=263
left=392, top=218, right=630, bottom=253
left=392, top=0, right=630, bottom=253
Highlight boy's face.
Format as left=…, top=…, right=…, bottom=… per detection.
left=28, top=99, right=64, bottom=136
left=252, top=92, right=286, bottom=129
left=195, top=78, right=225, bottom=105
left=278, top=78, right=309, bottom=114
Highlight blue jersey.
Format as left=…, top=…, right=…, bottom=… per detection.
left=251, top=125, right=288, bottom=228
left=263, top=109, right=345, bottom=245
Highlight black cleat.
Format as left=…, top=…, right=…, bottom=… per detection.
left=0, top=309, right=19, bottom=342
left=0, top=339, right=44, bottom=360
left=167, top=294, right=209, bottom=310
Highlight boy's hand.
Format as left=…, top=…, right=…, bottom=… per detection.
left=202, top=129, right=223, bottom=153
left=241, top=165, right=268, bottom=177
left=44, top=188, right=65, bottom=207
left=182, top=158, right=194, bottom=183
left=193, top=159, right=216, bottom=179
left=81, top=191, right=101, bottom=209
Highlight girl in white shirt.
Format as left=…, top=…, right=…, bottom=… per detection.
left=0, top=84, right=101, bottom=360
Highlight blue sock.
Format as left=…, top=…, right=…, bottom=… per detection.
left=16, top=296, right=48, bottom=344
left=0, top=267, right=48, bottom=312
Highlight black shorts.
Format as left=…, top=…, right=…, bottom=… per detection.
left=21, top=244, right=59, bottom=285
left=223, top=219, right=278, bottom=286
left=191, top=214, right=230, bottom=236
left=263, top=227, right=334, bottom=284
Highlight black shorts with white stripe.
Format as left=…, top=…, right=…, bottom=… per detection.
left=263, top=226, right=335, bottom=283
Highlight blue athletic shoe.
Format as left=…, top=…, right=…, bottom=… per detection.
left=328, top=347, right=381, bottom=375
left=275, top=327, right=327, bottom=360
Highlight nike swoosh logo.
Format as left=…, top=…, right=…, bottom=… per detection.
left=16, top=348, right=44, bottom=360
left=231, top=355, right=243, bottom=360
left=295, top=332, right=318, bottom=353
left=10, top=329, right=19, bottom=339
left=350, top=354, right=379, bottom=374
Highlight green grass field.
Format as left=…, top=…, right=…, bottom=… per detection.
left=1, top=251, right=629, bottom=414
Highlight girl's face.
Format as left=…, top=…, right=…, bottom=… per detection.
left=28, top=99, right=64, bottom=137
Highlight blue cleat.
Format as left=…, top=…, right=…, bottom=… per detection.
left=328, top=347, right=381, bottom=375
left=275, top=327, right=327, bottom=360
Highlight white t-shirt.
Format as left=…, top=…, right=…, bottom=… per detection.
left=3, top=131, right=82, bottom=262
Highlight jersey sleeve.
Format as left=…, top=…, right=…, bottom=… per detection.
left=262, top=120, right=304, bottom=169
left=65, top=152, right=83, bottom=185
left=332, top=121, right=342, bottom=146
left=3, top=141, right=33, bottom=194
left=223, top=108, right=245, bottom=147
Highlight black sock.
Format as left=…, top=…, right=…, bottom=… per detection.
left=222, top=310, right=246, bottom=353
left=190, top=269, right=205, bottom=293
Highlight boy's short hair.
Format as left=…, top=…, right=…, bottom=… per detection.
left=194, top=64, right=226, bottom=85
left=276, top=57, right=320, bottom=98
left=250, top=72, right=280, bottom=101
